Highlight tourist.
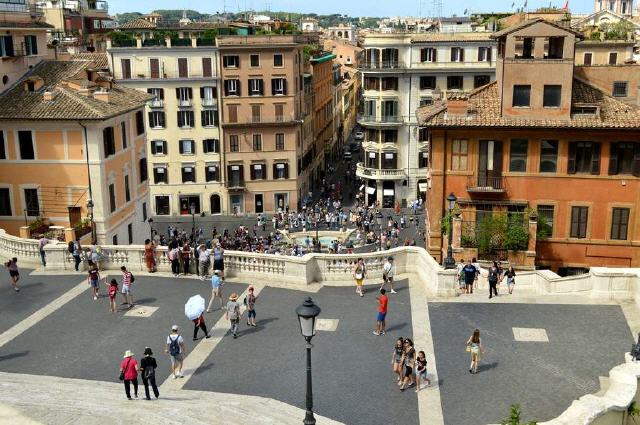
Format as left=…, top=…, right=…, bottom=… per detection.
left=488, top=261, right=500, bottom=299
left=5, top=257, right=20, bottom=292
left=165, top=325, right=186, bottom=379
left=72, top=238, right=83, bottom=272
left=466, top=329, right=484, bottom=374
left=168, top=245, right=180, bottom=277
left=225, top=292, right=242, bottom=339
left=373, top=288, right=388, bottom=335
left=472, top=257, right=480, bottom=289
left=206, top=270, right=224, bottom=313
left=38, top=235, right=48, bottom=267
left=457, top=259, right=466, bottom=294
left=121, top=266, right=134, bottom=308
left=140, top=347, right=159, bottom=400
left=212, top=243, right=225, bottom=281
left=399, top=338, right=416, bottom=391
left=144, top=239, right=156, bottom=273
left=192, top=313, right=210, bottom=341
left=415, top=350, right=430, bottom=391
left=181, top=242, right=192, bottom=275
left=353, top=258, right=366, bottom=297
left=119, top=350, right=139, bottom=400
left=392, top=337, right=405, bottom=383
left=462, top=259, right=477, bottom=295
left=245, top=285, right=258, bottom=327
left=197, top=244, right=211, bottom=280
left=504, top=266, right=516, bottom=295
left=87, top=261, right=100, bottom=300
left=380, top=256, right=397, bottom=294
left=108, top=279, right=118, bottom=313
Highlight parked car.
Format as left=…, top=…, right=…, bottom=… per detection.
left=354, top=131, right=364, bottom=140
left=344, top=151, right=353, bottom=161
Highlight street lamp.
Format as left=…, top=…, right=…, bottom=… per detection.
left=295, top=297, right=322, bottom=425
left=147, top=218, right=154, bottom=241
left=87, top=199, right=95, bottom=244
left=376, top=212, right=383, bottom=251
left=190, top=203, right=196, bottom=243
left=443, top=192, right=457, bottom=269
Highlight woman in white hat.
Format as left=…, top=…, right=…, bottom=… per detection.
left=119, top=349, right=140, bottom=399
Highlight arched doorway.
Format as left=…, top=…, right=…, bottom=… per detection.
left=210, top=194, right=221, bottom=214
left=382, top=181, right=395, bottom=208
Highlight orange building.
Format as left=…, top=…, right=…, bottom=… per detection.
left=418, top=19, right=640, bottom=273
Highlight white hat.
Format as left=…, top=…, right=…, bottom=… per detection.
left=123, top=350, right=134, bottom=358
left=171, top=325, right=179, bottom=331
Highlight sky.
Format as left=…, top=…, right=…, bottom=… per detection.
left=108, top=0, right=594, bottom=17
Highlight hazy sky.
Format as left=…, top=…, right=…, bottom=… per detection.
left=108, top=0, right=594, bottom=16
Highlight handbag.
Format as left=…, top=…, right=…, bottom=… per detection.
left=119, top=358, right=131, bottom=381
left=465, top=344, right=471, bottom=353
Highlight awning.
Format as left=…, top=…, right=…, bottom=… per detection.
left=383, top=189, right=394, bottom=196
left=419, top=182, right=428, bottom=192
left=366, top=187, right=376, bottom=195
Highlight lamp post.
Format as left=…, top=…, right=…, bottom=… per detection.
left=295, top=297, right=321, bottom=425
left=376, top=212, right=383, bottom=251
left=87, top=199, right=95, bottom=244
left=147, top=218, right=154, bottom=241
left=190, top=203, right=196, bottom=244
left=443, top=192, right=457, bottom=269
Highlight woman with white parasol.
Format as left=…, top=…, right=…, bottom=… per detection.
left=185, top=295, right=210, bottom=341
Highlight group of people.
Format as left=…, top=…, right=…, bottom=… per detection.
left=457, top=258, right=517, bottom=298
left=392, top=337, right=430, bottom=392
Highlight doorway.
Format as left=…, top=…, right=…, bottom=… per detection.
left=478, top=140, right=503, bottom=188
left=382, top=181, right=395, bottom=208
left=179, top=196, right=200, bottom=215
left=274, top=193, right=287, bottom=211
left=210, top=194, right=221, bottom=214
left=254, top=194, right=264, bottom=213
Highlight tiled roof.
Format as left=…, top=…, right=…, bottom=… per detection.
left=410, top=32, right=494, bottom=43
left=70, top=52, right=109, bottom=69
left=0, top=60, right=150, bottom=121
left=417, top=80, right=640, bottom=129
left=0, top=21, right=54, bottom=29
left=118, top=18, right=156, bottom=29
left=491, top=17, right=583, bottom=38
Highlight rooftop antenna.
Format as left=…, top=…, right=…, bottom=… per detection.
left=431, top=0, right=442, bottom=18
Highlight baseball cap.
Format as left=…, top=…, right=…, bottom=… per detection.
left=171, top=325, right=179, bottom=331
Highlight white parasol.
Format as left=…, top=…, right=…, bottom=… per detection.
left=185, top=295, right=205, bottom=320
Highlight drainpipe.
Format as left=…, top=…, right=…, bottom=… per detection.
left=78, top=121, right=95, bottom=244
left=407, top=44, right=413, bottom=205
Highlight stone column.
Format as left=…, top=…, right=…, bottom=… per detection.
left=19, top=226, right=30, bottom=239
left=135, top=36, right=142, bottom=48
left=376, top=180, right=383, bottom=206
left=191, top=37, right=197, bottom=47
left=165, top=37, right=172, bottom=48
left=528, top=219, right=537, bottom=252
left=452, top=215, right=462, bottom=249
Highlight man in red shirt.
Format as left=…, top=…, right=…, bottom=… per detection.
left=373, top=288, right=388, bottom=336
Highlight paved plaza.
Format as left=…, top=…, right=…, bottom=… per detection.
left=0, top=266, right=635, bottom=424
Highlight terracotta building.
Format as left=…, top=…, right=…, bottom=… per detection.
left=418, top=18, right=640, bottom=273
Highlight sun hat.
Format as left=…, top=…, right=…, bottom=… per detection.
left=143, top=347, right=153, bottom=356
left=123, top=350, right=134, bottom=358
left=229, top=292, right=238, bottom=301
left=171, top=324, right=179, bottom=331
left=214, top=270, right=220, bottom=275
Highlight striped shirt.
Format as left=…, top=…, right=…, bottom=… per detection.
left=122, top=271, right=132, bottom=286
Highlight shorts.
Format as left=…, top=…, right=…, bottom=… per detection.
left=9, top=270, right=19, bottom=278
left=213, top=259, right=224, bottom=271
left=377, top=312, right=387, bottom=322
left=247, top=309, right=256, bottom=318
left=417, top=369, right=427, bottom=380
left=404, top=365, right=413, bottom=377
left=384, top=274, right=393, bottom=283
left=90, top=279, right=99, bottom=288
left=121, top=285, right=131, bottom=294
left=355, top=279, right=364, bottom=286
left=507, top=278, right=515, bottom=286
left=465, top=280, right=474, bottom=287
left=169, top=354, right=183, bottom=365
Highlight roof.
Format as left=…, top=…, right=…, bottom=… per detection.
left=310, top=52, right=337, bottom=64
left=417, top=79, right=640, bottom=130
left=439, top=17, right=472, bottom=23
left=491, top=18, right=583, bottom=39
left=70, top=53, right=109, bottom=69
left=410, top=32, right=494, bottom=43
left=572, top=9, right=640, bottom=28
left=0, top=60, right=150, bottom=121
left=0, top=21, right=54, bottom=29
left=118, top=18, right=156, bottom=30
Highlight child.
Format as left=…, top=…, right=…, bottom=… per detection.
left=244, top=285, right=258, bottom=327
left=415, top=350, right=430, bottom=391
left=108, top=279, right=118, bottom=313
left=87, top=261, right=100, bottom=300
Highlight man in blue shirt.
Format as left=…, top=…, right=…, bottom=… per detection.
left=206, top=270, right=223, bottom=312
left=462, top=260, right=477, bottom=294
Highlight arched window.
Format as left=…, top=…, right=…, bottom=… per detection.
left=210, top=194, right=221, bottom=214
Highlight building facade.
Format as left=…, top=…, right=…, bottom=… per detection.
left=418, top=19, right=640, bottom=272
left=358, top=32, right=496, bottom=208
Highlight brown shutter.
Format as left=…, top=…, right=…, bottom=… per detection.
left=450, top=48, right=455, bottom=61
left=567, top=142, right=576, bottom=174
left=273, top=163, right=277, bottom=179
left=175, top=88, right=180, bottom=99
left=608, top=143, right=618, bottom=175
left=202, top=57, right=212, bottom=77
left=284, top=163, right=289, bottom=179
left=187, top=88, right=193, bottom=99
left=178, top=58, right=188, bottom=78
left=238, top=165, right=244, bottom=181
left=200, top=87, right=205, bottom=98
left=159, top=88, right=164, bottom=99
left=250, top=165, right=256, bottom=180
left=150, top=140, right=157, bottom=154
left=487, top=47, right=492, bottom=61
left=460, top=48, right=464, bottom=62
left=591, top=143, right=601, bottom=175
left=633, top=143, right=640, bottom=177
left=150, top=58, right=160, bottom=78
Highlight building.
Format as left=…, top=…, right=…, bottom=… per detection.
left=301, top=17, right=319, bottom=32
left=594, top=0, right=635, bottom=16
left=418, top=18, right=640, bottom=271
left=217, top=35, right=305, bottom=213
left=107, top=32, right=223, bottom=217
left=340, top=66, right=361, bottom=142
left=322, top=38, right=362, bottom=67
left=438, top=17, right=474, bottom=33
left=0, top=59, right=151, bottom=244
left=309, top=51, right=336, bottom=183
left=358, top=32, right=496, bottom=208
left=572, top=9, right=640, bottom=34
left=326, top=24, right=357, bottom=42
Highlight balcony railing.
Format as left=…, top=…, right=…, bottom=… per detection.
left=467, top=175, right=506, bottom=193
left=355, top=162, right=406, bottom=180
left=223, top=114, right=301, bottom=126
left=360, top=61, right=407, bottom=70
left=357, top=114, right=403, bottom=125
left=118, top=71, right=215, bottom=80
left=147, top=99, right=164, bottom=108
left=410, top=60, right=496, bottom=68
left=177, top=99, right=192, bottom=108
left=202, top=98, right=217, bottom=107
left=225, top=180, right=246, bottom=190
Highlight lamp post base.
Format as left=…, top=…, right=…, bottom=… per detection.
left=443, top=256, right=456, bottom=269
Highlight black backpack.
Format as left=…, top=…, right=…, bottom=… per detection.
left=68, top=241, right=75, bottom=253
left=169, top=336, right=180, bottom=356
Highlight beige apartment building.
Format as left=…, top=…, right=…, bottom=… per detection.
left=218, top=35, right=305, bottom=213
left=107, top=36, right=223, bottom=216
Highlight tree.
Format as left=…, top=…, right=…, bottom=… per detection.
left=501, top=404, right=537, bottom=425
left=599, top=20, right=635, bottom=40
left=115, top=12, right=143, bottom=25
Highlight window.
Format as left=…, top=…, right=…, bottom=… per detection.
left=273, top=163, right=288, bottom=179
left=202, top=57, right=212, bottom=77
left=142, top=202, right=147, bottom=222
left=206, top=164, right=220, bottom=182
left=0, top=188, right=10, bottom=215
left=477, top=46, right=492, bottom=62
left=18, top=130, right=34, bottom=159
left=543, top=85, right=561, bottom=107
left=609, top=142, right=640, bottom=176
left=127, top=223, right=133, bottom=244
left=251, top=104, right=261, bottom=122
left=228, top=165, right=244, bottom=186
left=450, top=47, right=464, bottom=62
left=250, top=54, right=260, bottom=67
left=0, top=131, right=5, bottom=159
left=570, top=206, right=588, bottom=238
left=177, top=111, right=194, bottom=128
left=366, top=151, right=378, bottom=168
left=137, top=107, right=146, bottom=131
left=181, top=165, right=195, bottom=183
left=611, top=207, right=630, bottom=240
left=108, top=183, right=116, bottom=213
left=419, top=76, right=436, bottom=90
left=176, top=87, right=193, bottom=105
left=273, top=54, right=283, bottom=67
left=203, top=139, right=220, bottom=154
left=223, top=55, right=239, bottom=68
left=419, top=151, right=429, bottom=168
left=474, top=75, right=490, bottom=88
left=112, top=235, right=118, bottom=245
left=177, top=58, right=188, bottom=78
left=509, top=139, right=528, bottom=172
left=0, top=35, right=14, bottom=57
left=515, top=37, right=534, bottom=58
left=148, top=111, right=165, bottom=129
left=546, top=37, right=564, bottom=59
left=382, top=152, right=397, bottom=169
left=275, top=104, right=284, bottom=122
left=227, top=105, right=238, bottom=123
left=419, top=97, right=433, bottom=106
left=568, top=141, right=601, bottom=174
left=179, top=139, right=195, bottom=155
left=613, top=81, right=628, bottom=97
left=124, top=175, right=130, bottom=202
left=512, top=85, right=531, bottom=107
left=149, top=58, right=160, bottom=78
left=201, top=109, right=218, bottom=127
left=418, top=128, right=428, bottom=142
left=151, top=140, right=167, bottom=155
left=139, top=158, right=147, bottom=182
left=24, top=35, right=37, bottom=56
left=537, top=205, right=554, bottom=236
left=249, top=78, right=264, bottom=96
left=583, top=52, right=592, bottom=65
left=250, top=163, right=265, bottom=180
left=539, top=140, right=558, bottom=173
left=224, top=79, right=240, bottom=96
left=120, top=122, right=127, bottom=149
left=275, top=133, right=285, bottom=150
left=271, top=78, right=287, bottom=95
left=447, top=76, right=463, bottom=90
left=155, top=196, right=170, bottom=215
left=252, top=134, right=262, bottom=151
left=420, top=47, right=436, bottom=62
left=120, top=58, right=131, bottom=79
left=451, top=139, right=468, bottom=170
left=24, top=188, right=39, bottom=216
left=200, top=86, right=217, bottom=103
left=364, top=77, right=378, bottom=90
left=102, top=127, right=115, bottom=158
left=608, top=52, right=618, bottom=65
left=153, top=166, right=167, bottom=184
left=381, top=77, right=398, bottom=91
left=229, top=135, right=239, bottom=152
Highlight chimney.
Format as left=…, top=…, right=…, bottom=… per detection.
left=447, top=98, right=469, bottom=117
left=93, top=89, right=110, bottom=103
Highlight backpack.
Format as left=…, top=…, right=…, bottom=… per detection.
left=227, top=302, right=239, bottom=319
left=68, top=241, right=75, bottom=253
left=129, top=273, right=135, bottom=283
left=108, top=285, right=117, bottom=297
left=169, top=336, right=180, bottom=356
left=489, top=268, right=498, bottom=284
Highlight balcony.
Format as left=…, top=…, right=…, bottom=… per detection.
left=360, top=61, right=407, bottom=70
left=202, top=98, right=217, bottom=107
left=147, top=99, right=164, bottom=108
left=177, top=99, right=192, bottom=108
left=357, top=114, right=403, bottom=127
left=355, top=162, right=406, bottom=180
left=467, top=175, right=507, bottom=193
left=222, top=114, right=302, bottom=127
left=225, top=180, right=245, bottom=190
left=409, top=60, right=496, bottom=69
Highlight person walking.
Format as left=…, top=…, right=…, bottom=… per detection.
left=399, top=339, right=416, bottom=391
left=212, top=243, right=225, bottom=281
left=5, top=257, right=20, bottom=292
left=108, top=279, right=118, bottom=313
left=72, top=238, right=82, bottom=271
left=380, top=257, right=397, bottom=294
left=169, top=245, right=180, bottom=277
left=119, top=350, right=139, bottom=400
left=466, top=329, right=484, bottom=374
left=192, top=314, right=210, bottom=341
left=462, top=259, right=477, bottom=295
left=353, top=258, right=366, bottom=297
left=456, top=259, right=466, bottom=294
left=121, top=266, right=134, bottom=308
left=245, top=285, right=258, bottom=327
left=197, top=244, right=211, bottom=280
left=144, top=239, right=156, bottom=273
left=225, top=293, right=242, bottom=339
left=165, top=325, right=186, bottom=379
left=87, top=261, right=100, bottom=300
left=415, top=350, right=430, bottom=391
left=488, top=261, right=500, bottom=299
left=206, top=270, right=224, bottom=313
left=38, top=235, right=48, bottom=267
left=391, top=337, right=405, bottom=383
left=181, top=242, right=192, bottom=275
left=140, top=347, right=159, bottom=400
left=373, top=288, right=388, bottom=335
left=504, top=266, right=516, bottom=294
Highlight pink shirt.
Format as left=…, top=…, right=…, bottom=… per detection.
left=120, top=358, right=138, bottom=380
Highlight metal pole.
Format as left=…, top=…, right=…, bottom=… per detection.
left=447, top=213, right=453, bottom=260
left=303, top=339, right=316, bottom=425
left=191, top=212, right=195, bottom=244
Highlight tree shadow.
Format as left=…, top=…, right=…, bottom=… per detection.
left=192, top=361, right=215, bottom=375
left=0, top=351, right=29, bottom=362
